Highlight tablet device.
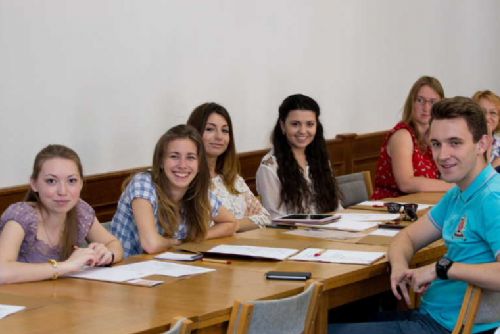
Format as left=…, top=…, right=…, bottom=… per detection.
left=271, top=213, right=340, bottom=226
left=265, top=271, right=312, bottom=281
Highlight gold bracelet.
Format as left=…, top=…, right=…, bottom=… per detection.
left=48, top=259, right=59, bottom=280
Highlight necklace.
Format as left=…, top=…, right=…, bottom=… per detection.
left=40, top=221, right=60, bottom=248
left=38, top=211, right=61, bottom=249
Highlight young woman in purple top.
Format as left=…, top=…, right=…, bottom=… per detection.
left=0, top=144, right=123, bottom=284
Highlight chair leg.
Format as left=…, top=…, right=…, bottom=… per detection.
left=451, top=285, right=483, bottom=334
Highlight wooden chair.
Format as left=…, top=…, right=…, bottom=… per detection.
left=164, top=316, right=193, bottom=334
left=336, top=170, right=373, bottom=207
left=226, top=281, right=323, bottom=334
left=452, top=284, right=500, bottom=334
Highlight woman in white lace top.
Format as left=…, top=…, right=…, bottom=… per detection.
left=188, top=103, right=271, bottom=231
left=256, top=94, right=341, bottom=219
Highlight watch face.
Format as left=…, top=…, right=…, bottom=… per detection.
left=439, top=257, right=452, bottom=267
left=439, top=257, right=451, bottom=267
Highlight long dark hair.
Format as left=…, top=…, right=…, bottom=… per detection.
left=151, top=125, right=210, bottom=241
left=272, top=94, right=339, bottom=213
left=25, top=144, right=83, bottom=260
left=187, top=102, right=241, bottom=194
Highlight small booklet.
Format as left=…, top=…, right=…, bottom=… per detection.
left=289, top=248, right=385, bottom=265
left=155, top=251, right=203, bottom=261
left=127, top=278, right=164, bottom=287
left=272, top=213, right=340, bottom=226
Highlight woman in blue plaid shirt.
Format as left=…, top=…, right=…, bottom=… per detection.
left=111, top=125, right=238, bottom=258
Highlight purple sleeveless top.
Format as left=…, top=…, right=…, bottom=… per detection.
left=0, top=200, right=95, bottom=262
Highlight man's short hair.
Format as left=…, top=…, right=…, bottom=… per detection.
left=431, top=96, right=488, bottom=142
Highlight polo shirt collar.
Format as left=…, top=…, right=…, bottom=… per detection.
left=460, top=164, right=496, bottom=201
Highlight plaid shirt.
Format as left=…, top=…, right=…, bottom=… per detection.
left=111, top=172, right=220, bottom=258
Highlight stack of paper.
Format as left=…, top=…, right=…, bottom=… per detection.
left=207, top=245, right=299, bottom=260
left=289, top=248, right=385, bottom=265
left=296, top=213, right=400, bottom=232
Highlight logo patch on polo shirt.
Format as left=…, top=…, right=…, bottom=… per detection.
left=453, top=216, right=467, bottom=239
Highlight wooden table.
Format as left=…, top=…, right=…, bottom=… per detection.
left=0, top=192, right=446, bottom=334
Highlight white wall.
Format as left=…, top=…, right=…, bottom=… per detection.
left=1, top=0, right=499, bottom=187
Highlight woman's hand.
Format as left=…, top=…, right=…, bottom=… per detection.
left=63, top=247, right=98, bottom=273
left=88, top=242, right=114, bottom=266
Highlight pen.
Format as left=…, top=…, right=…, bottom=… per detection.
left=201, top=258, right=232, bottom=264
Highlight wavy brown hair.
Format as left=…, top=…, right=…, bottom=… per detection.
left=25, top=144, right=83, bottom=260
left=187, top=102, right=241, bottom=194
left=431, top=96, right=488, bottom=143
left=402, top=76, right=445, bottom=147
left=151, top=125, right=210, bottom=241
left=272, top=94, right=339, bottom=213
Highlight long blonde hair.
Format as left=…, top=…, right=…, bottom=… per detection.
left=25, top=144, right=83, bottom=260
left=151, top=125, right=210, bottom=241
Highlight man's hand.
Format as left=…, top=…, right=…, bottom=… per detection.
left=411, top=262, right=437, bottom=294
left=390, top=265, right=414, bottom=306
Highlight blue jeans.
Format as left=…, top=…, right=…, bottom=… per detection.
left=328, top=310, right=450, bottom=334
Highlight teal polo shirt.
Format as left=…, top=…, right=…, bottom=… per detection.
left=420, top=165, right=500, bottom=333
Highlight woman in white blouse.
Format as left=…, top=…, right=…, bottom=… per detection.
left=256, top=94, right=341, bottom=219
left=187, top=103, right=271, bottom=231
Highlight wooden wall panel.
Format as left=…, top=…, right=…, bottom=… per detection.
left=350, top=131, right=387, bottom=185
left=239, top=148, right=269, bottom=195
left=0, top=131, right=387, bottom=222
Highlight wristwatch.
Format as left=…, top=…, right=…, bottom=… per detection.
left=436, top=256, right=454, bottom=280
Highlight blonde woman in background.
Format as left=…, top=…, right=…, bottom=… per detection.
left=472, top=90, right=500, bottom=169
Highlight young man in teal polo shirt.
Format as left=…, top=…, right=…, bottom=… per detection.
left=330, top=96, right=500, bottom=334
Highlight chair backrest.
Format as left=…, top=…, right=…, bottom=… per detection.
left=452, top=284, right=500, bottom=334
left=164, top=316, right=193, bottom=334
left=336, top=171, right=373, bottom=207
left=226, top=281, right=323, bottom=334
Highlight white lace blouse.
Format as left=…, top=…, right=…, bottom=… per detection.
left=211, top=174, right=271, bottom=227
left=256, top=151, right=341, bottom=219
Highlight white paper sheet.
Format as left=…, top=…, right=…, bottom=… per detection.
left=124, top=261, right=214, bottom=277
left=289, top=248, right=385, bottom=265
left=285, top=229, right=366, bottom=240
left=207, top=245, right=299, bottom=260
left=298, top=219, right=380, bottom=232
left=337, top=213, right=401, bottom=221
left=67, top=266, right=141, bottom=282
left=67, top=260, right=214, bottom=282
left=0, top=304, right=25, bottom=319
left=369, top=228, right=400, bottom=237
left=357, top=201, right=432, bottom=212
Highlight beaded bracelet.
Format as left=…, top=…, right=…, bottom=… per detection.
left=48, top=259, right=59, bottom=280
